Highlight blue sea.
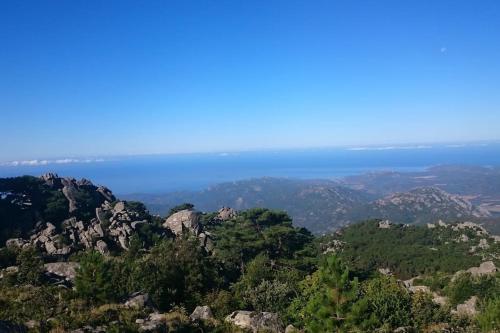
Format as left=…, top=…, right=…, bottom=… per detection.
left=1, top=143, right=500, bottom=194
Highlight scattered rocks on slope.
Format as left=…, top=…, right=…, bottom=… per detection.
left=225, top=311, right=284, bottom=333
left=136, top=312, right=166, bottom=332
left=6, top=199, right=152, bottom=257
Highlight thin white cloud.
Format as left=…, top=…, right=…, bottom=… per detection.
left=440, top=47, right=447, bottom=53
left=0, top=158, right=106, bottom=167
left=347, top=145, right=432, bottom=151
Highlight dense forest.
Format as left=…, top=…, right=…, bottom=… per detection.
left=0, top=175, right=499, bottom=332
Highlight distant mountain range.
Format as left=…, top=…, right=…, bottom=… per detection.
left=123, top=165, right=500, bottom=234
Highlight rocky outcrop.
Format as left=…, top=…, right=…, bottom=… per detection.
left=378, top=220, right=392, bottom=229
left=163, top=209, right=200, bottom=236
left=0, top=266, right=18, bottom=279
left=7, top=198, right=153, bottom=257
left=452, top=261, right=497, bottom=282
left=124, top=293, right=151, bottom=310
left=370, top=187, right=491, bottom=225
left=225, top=311, right=284, bottom=333
left=190, top=305, right=214, bottom=321
left=162, top=209, right=214, bottom=252
left=217, top=207, right=237, bottom=221
left=40, top=173, right=116, bottom=215
left=136, top=312, right=166, bottom=332
left=453, top=296, right=478, bottom=317
left=466, top=261, right=497, bottom=277
left=44, top=262, right=80, bottom=281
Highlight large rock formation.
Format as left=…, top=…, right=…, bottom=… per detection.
left=40, top=173, right=116, bottom=215
left=163, top=209, right=200, bottom=236
left=6, top=199, right=153, bottom=256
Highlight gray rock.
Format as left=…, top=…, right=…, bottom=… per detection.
left=190, top=305, right=214, bottom=321
left=44, top=241, right=57, bottom=254
left=138, top=313, right=165, bottom=332
left=95, top=240, right=109, bottom=255
left=225, top=311, right=284, bottom=333
left=114, top=201, right=126, bottom=213
left=118, top=235, right=128, bottom=250
left=163, top=209, right=200, bottom=236
left=217, top=207, right=236, bottom=220
left=378, top=220, right=392, bottom=229
left=93, top=224, right=104, bottom=237
left=0, top=266, right=19, bottom=279
left=453, top=296, right=478, bottom=317
left=124, top=293, right=150, bottom=309
left=285, top=324, right=301, bottom=333
left=467, top=261, right=497, bottom=277
left=44, top=262, right=80, bottom=281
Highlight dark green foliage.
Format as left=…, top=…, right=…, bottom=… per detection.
left=0, top=247, right=16, bottom=269
left=476, top=297, right=500, bottom=332
left=444, top=273, right=500, bottom=306
left=130, top=237, right=219, bottom=311
left=168, top=203, right=195, bottom=216
left=209, top=208, right=316, bottom=281
left=75, top=251, right=116, bottom=304
left=1, top=197, right=499, bottom=332
left=16, top=247, right=44, bottom=285
left=411, top=291, right=449, bottom=330
left=331, top=220, right=484, bottom=279
left=231, top=254, right=300, bottom=317
left=301, top=255, right=360, bottom=332
left=0, top=175, right=110, bottom=244
left=359, top=276, right=412, bottom=329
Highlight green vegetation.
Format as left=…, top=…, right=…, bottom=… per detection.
left=1, top=179, right=500, bottom=332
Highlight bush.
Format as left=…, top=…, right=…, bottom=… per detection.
left=476, top=297, right=500, bottom=332
left=16, top=247, right=44, bottom=285
left=75, top=251, right=116, bottom=304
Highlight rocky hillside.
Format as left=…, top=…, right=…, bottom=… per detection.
left=126, top=178, right=491, bottom=234
left=0, top=173, right=115, bottom=245
left=124, top=178, right=372, bottom=233
left=1, top=175, right=500, bottom=332
left=359, top=187, right=492, bottom=225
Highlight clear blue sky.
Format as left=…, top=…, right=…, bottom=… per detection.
left=1, top=0, right=500, bottom=161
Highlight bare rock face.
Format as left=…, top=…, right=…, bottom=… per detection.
left=225, top=311, right=284, bottom=333
left=163, top=210, right=200, bottom=236
left=467, top=261, right=497, bottom=276
left=217, top=207, right=237, bottom=221
left=285, top=325, right=301, bottom=333
left=44, top=262, right=80, bottom=281
left=95, top=240, right=109, bottom=255
left=453, top=296, right=478, bottom=317
left=39, top=173, right=116, bottom=215
left=378, top=220, right=392, bottom=229
left=190, top=305, right=214, bottom=321
left=124, top=293, right=151, bottom=310
left=136, top=312, right=166, bottom=332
